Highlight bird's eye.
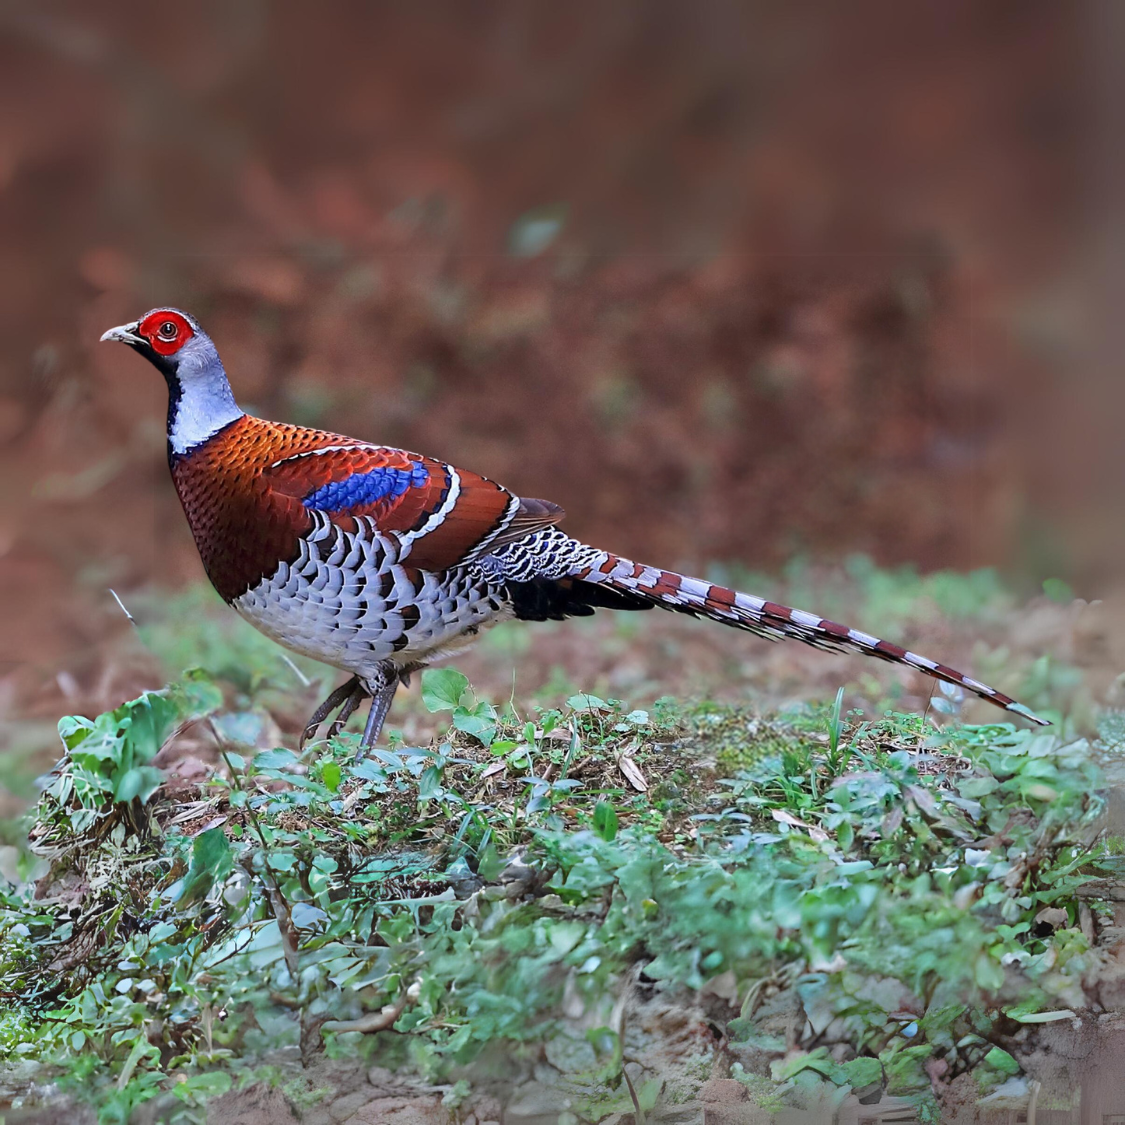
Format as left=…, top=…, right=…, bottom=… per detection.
left=158, top=321, right=178, bottom=340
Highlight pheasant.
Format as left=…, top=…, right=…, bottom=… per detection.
left=101, top=308, right=1047, bottom=754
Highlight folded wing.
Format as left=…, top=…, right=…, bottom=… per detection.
left=262, top=442, right=564, bottom=570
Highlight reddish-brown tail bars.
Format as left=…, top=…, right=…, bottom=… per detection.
left=101, top=307, right=1048, bottom=753
left=572, top=553, right=1046, bottom=723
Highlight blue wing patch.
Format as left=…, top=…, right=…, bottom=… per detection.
left=303, top=462, right=430, bottom=512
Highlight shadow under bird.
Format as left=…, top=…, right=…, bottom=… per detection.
left=101, top=308, right=1048, bottom=755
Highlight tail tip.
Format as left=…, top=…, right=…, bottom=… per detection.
left=1006, top=700, right=1051, bottom=727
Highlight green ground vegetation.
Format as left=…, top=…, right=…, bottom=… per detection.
left=0, top=675, right=1116, bottom=1121
left=0, top=562, right=1116, bottom=1122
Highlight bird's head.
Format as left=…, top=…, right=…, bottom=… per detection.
left=100, top=308, right=216, bottom=380
left=101, top=308, right=241, bottom=453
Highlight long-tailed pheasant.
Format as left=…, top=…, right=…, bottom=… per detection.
left=101, top=308, right=1047, bottom=753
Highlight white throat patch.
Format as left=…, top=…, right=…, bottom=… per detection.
left=168, top=349, right=243, bottom=454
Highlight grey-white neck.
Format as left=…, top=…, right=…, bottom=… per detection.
left=168, top=347, right=244, bottom=455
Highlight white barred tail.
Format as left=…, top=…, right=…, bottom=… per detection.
left=571, top=551, right=1048, bottom=725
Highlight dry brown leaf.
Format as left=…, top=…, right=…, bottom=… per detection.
left=168, top=800, right=220, bottom=826
left=618, top=754, right=648, bottom=792
left=771, top=808, right=811, bottom=828
left=770, top=808, right=828, bottom=842
left=190, top=815, right=228, bottom=836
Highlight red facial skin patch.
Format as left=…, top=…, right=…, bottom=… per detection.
left=138, top=310, right=194, bottom=356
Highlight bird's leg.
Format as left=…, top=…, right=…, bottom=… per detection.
left=326, top=681, right=369, bottom=740
left=355, top=675, right=400, bottom=761
left=300, top=676, right=365, bottom=749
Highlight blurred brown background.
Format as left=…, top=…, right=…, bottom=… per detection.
left=0, top=0, right=1119, bottom=718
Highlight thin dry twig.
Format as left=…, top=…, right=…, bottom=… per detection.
left=320, top=993, right=409, bottom=1035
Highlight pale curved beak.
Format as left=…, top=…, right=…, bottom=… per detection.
left=100, top=321, right=144, bottom=346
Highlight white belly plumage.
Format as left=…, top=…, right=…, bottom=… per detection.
left=232, top=513, right=511, bottom=676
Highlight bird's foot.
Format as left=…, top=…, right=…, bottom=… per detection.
left=300, top=676, right=369, bottom=750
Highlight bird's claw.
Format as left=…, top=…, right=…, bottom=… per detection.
left=300, top=676, right=368, bottom=750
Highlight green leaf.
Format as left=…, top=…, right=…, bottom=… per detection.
left=453, top=701, right=498, bottom=746
left=172, top=670, right=225, bottom=718
left=1007, top=1008, right=1076, bottom=1023
left=585, top=1025, right=621, bottom=1060
left=974, top=952, right=1006, bottom=991
left=119, top=691, right=179, bottom=763
left=726, top=1020, right=785, bottom=1051
left=267, top=851, right=297, bottom=873
left=836, top=1056, right=883, bottom=1086
left=418, top=765, right=446, bottom=801
left=147, top=922, right=178, bottom=944
left=771, top=1049, right=833, bottom=1081
left=58, top=715, right=95, bottom=752
left=172, top=1070, right=233, bottom=1102
left=252, top=748, right=298, bottom=771
left=477, top=841, right=503, bottom=882
left=634, top=1077, right=662, bottom=1114
left=593, top=800, right=618, bottom=842
left=568, top=693, right=609, bottom=712
left=322, top=760, right=342, bottom=792
left=983, top=1046, right=1020, bottom=1076
left=114, top=765, right=165, bottom=805
left=211, top=711, right=266, bottom=746
left=175, top=828, right=233, bottom=907
left=1042, top=577, right=1073, bottom=604
left=547, top=921, right=586, bottom=957
left=422, top=668, right=469, bottom=712
left=957, top=777, right=998, bottom=798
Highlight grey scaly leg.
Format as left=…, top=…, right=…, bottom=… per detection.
left=356, top=675, right=399, bottom=761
